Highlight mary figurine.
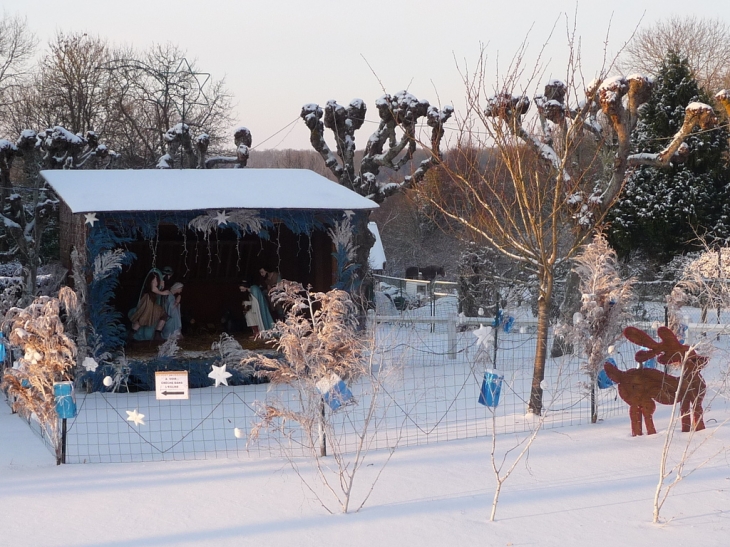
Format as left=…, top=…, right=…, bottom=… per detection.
left=239, top=280, right=274, bottom=334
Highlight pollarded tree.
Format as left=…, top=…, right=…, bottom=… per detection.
left=156, top=124, right=251, bottom=170
left=0, top=14, right=36, bottom=122
left=422, top=37, right=719, bottom=414
left=301, top=92, right=453, bottom=292
left=610, top=52, right=730, bottom=259
left=0, top=127, right=117, bottom=304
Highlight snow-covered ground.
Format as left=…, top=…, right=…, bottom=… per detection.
left=3, top=298, right=730, bottom=545
left=2, top=396, right=729, bottom=546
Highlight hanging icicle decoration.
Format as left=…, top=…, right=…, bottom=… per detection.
left=187, top=209, right=269, bottom=273
left=228, top=209, right=266, bottom=235
left=182, top=228, right=190, bottom=277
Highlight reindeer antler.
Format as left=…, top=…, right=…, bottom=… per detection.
left=623, top=326, right=707, bottom=370
left=623, top=326, right=657, bottom=361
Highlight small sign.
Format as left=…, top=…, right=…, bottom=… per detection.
left=155, top=371, right=189, bottom=400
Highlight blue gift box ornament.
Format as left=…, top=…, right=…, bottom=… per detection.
left=597, top=357, right=617, bottom=389
left=492, top=309, right=504, bottom=328
left=53, top=381, right=77, bottom=419
left=316, top=374, right=353, bottom=411
left=478, top=369, right=504, bottom=407
left=503, top=316, right=515, bottom=333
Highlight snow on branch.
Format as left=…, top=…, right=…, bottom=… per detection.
left=203, top=127, right=251, bottom=169
left=627, top=102, right=716, bottom=168
left=714, top=90, right=730, bottom=119
left=241, top=282, right=363, bottom=387
left=301, top=92, right=453, bottom=202
left=670, top=247, right=730, bottom=328
left=301, top=102, right=345, bottom=181
left=1, top=293, right=77, bottom=461
left=484, top=91, right=571, bottom=182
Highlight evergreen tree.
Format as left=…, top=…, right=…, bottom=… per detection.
left=609, top=52, right=730, bottom=260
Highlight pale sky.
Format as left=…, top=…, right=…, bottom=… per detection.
left=5, top=0, right=730, bottom=150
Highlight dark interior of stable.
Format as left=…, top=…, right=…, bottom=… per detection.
left=113, top=223, right=333, bottom=334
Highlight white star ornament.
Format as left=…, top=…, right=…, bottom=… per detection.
left=126, top=409, right=145, bottom=427
left=209, top=364, right=233, bottom=387
left=214, top=210, right=229, bottom=226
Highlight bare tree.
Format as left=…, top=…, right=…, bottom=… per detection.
left=423, top=31, right=719, bottom=414
left=105, top=44, right=234, bottom=168
left=3, top=32, right=112, bottom=138
left=0, top=13, right=36, bottom=121
left=620, top=16, right=730, bottom=93
left=37, top=32, right=111, bottom=134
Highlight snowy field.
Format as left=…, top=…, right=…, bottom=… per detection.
left=2, top=395, right=730, bottom=547
left=3, top=299, right=730, bottom=545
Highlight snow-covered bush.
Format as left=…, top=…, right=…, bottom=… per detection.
left=244, top=281, right=394, bottom=513
left=666, top=245, right=730, bottom=333
left=1, top=288, right=78, bottom=461
left=565, top=233, right=634, bottom=422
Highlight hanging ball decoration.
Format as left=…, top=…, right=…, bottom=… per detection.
left=234, top=428, right=243, bottom=439
left=103, top=376, right=113, bottom=387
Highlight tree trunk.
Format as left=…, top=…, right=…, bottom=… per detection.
left=528, top=271, right=553, bottom=415
left=21, top=264, right=37, bottom=306
left=551, top=270, right=580, bottom=357
left=351, top=212, right=376, bottom=323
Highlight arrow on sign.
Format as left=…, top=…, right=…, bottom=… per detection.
left=162, top=391, right=185, bottom=396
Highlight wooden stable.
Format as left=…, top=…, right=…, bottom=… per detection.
left=44, top=168, right=377, bottom=348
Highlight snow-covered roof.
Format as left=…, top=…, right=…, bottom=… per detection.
left=41, top=169, right=378, bottom=214
left=368, top=222, right=386, bottom=270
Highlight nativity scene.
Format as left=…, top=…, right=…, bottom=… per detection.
left=43, top=168, right=378, bottom=356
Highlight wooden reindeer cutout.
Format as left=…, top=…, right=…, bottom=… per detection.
left=603, top=326, right=706, bottom=436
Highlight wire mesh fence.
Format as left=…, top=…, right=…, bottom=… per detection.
left=5, top=284, right=730, bottom=464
